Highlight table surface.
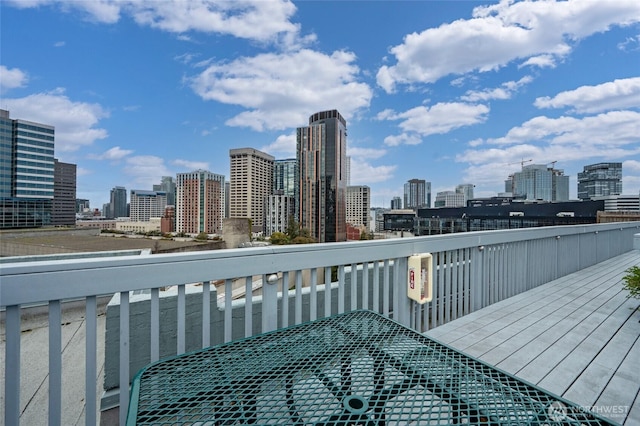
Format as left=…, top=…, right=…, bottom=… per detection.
left=127, top=310, right=618, bottom=425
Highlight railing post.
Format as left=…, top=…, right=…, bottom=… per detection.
left=471, top=245, right=485, bottom=312
left=395, top=256, right=411, bottom=327
left=5, top=305, right=20, bottom=426
left=263, top=274, right=279, bottom=333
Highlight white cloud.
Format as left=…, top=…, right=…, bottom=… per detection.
left=456, top=111, right=640, bottom=190
left=260, top=134, right=296, bottom=157
left=125, top=155, right=173, bottom=189
left=53, top=41, right=65, bottom=47
left=618, top=35, right=640, bottom=51
left=377, top=0, right=640, bottom=92
left=77, top=167, right=91, bottom=176
left=380, top=102, right=489, bottom=145
left=488, top=111, right=640, bottom=147
left=383, top=133, right=422, bottom=147
left=519, top=54, right=556, bottom=69
left=0, top=65, right=29, bottom=92
left=88, top=146, right=133, bottom=161
left=461, top=76, right=533, bottom=102
left=171, top=159, right=209, bottom=171
left=2, top=88, right=109, bottom=151
left=174, top=52, right=199, bottom=65
left=350, top=160, right=396, bottom=185
left=534, top=77, right=640, bottom=114
left=190, top=49, right=373, bottom=131
left=347, top=147, right=387, bottom=160
left=624, top=159, right=640, bottom=172
left=6, top=0, right=305, bottom=46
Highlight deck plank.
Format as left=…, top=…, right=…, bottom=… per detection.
left=426, top=250, right=640, bottom=425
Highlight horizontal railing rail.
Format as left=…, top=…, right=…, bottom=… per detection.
left=2, top=222, right=639, bottom=425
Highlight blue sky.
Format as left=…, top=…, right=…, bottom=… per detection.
left=1, top=0, right=639, bottom=208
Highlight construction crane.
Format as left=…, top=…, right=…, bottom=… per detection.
left=506, top=158, right=533, bottom=169
left=547, top=160, right=557, bottom=169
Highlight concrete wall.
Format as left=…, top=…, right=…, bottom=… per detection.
left=102, top=265, right=394, bottom=397
left=222, top=218, right=251, bottom=249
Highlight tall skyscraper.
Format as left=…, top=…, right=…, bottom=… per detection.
left=404, top=179, right=429, bottom=210
left=76, top=199, right=90, bottom=213
left=577, top=162, right=622, bottom=200
left=505, top=164, right=569, bottom=202
left=391, top=196, right=402, bottom=210
left=297, top=109, right=347, bottom=242
left=229, top=148, right=274, bottom=232
left=345, top=156, right=351, bottom=187
left=274, top=158, right=297, bottom=198
left=435, top=191, right=465, bottom=207
left=176, top=170, right=224, bottom=234
left=224, top=181, right=230, bottom=219
left=130, top=190, right=168, bottom=222
left=455, top=184, right=474, bottom=205
left=264, top=191, right=295, bottom=237
left=346, top=185, right=370, bottom=228
left=153, top=176, right=176, bottom=206
left=109, top=186, right=128, bottom=218
left=0, top=109, right=55, bottom=229
left=51, top=159, right=77, bottom=226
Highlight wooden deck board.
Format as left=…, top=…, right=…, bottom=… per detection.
left=426, top=250, right=640, bottom=425
left=594, top=335, right=640, bottom=425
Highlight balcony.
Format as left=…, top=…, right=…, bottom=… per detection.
left=2, top=222, right=639, bottom=425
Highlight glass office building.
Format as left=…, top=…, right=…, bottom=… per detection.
left=274, top=158, right=297, bottom=199
left=297, top=110, right=347, bottom=242
left=0, top=109, right=55, bottom=229
left=506, top=164, right=569, bottom=202
left=577, top=162, right=622, bottom=200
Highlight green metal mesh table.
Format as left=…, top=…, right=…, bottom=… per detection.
left=127, top=310, right=617, bottom=425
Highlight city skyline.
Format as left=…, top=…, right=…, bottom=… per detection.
left=1, top=1, right=639, bottom=208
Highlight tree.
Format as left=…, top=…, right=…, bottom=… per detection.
left=195, top=232, right=208, bottom=241
left=291, top=235, right=315, bottom=244
left=269, top=232, right=289, bottom=245
left=622, top=266, right=640, bottom=300
left=286, top=217, right=300, bottom=240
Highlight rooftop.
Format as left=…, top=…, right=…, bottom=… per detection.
left=1, top=222, right=639, bottom=425
left=427, top=250, right=640, bottom=425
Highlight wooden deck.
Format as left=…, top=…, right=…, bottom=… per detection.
left=426, top=249, right=640, bottom=425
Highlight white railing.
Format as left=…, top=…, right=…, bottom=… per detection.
left=2, top=222, right=639, bottom=425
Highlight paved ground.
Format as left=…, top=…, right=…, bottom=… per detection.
left=1, top=232, right=212, bottom=257
left=0, top=298, right=111, bottom=426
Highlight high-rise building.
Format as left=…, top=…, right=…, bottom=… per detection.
left=176, top=170, right=224, bottom=234
left=434, top=191, right=465, bottom=208
left=0, top=109, right=55, bottom=229
left=505, top=164, right=569, bottom=202
left=229, top=148, right=274, bottom=232
left=264, top=190, right=295, bottom=237
left=455, top=184, right=474, bottom=206
left=345, top=156, right=351, bottom=187
left=577, top=162, right=622, bottom=200
left=130, top=190, right=168, bottom=222
left=297, top=109, right=347, bottom=242
left=224, top=181, right=230, bottom=219
left=391, top=196, right=402, bottom=210
left=76, top=199, right=90, bottom=213
left=346, top=185, right=370, bottom=228
left=274, top=158, right=297, bottom=198
left=109, top=186, right=128, bottom=218
left=51, top=159, right=77, bottom=226
left=153, top=176, right=176, bottom=206
left=403, top=179, right=430, bottom=209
